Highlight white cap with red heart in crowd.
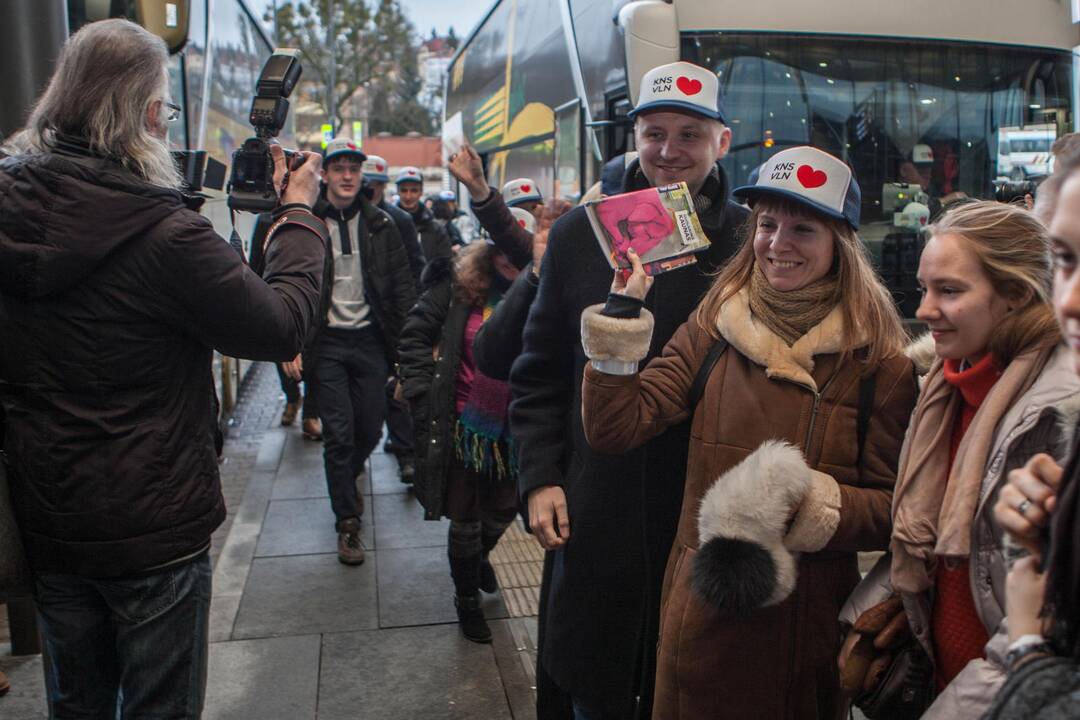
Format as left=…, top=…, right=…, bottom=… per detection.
left=628, top=61, right=727, bottom=123
left=732, top=146, right=862, bottom=230
left=324, top=137, right=366, bottom=163
left=509, top=206, right=537, bottom=234
left=502, top=178, right=542, bottom=207
left=395, top=166, right=423, bottom=186
left=362, top=155, right=390, bottom=183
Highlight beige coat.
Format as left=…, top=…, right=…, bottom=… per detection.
left=841, top=343, right=1080, bottom=719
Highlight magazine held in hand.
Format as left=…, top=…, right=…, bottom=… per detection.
left=584, top=182, right=710, bottom=276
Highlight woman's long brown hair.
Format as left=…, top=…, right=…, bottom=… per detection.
left=694, top=196, right=906, bottom=373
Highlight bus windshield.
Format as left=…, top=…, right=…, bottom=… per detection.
left=683, top=31, right=1072, bottom=223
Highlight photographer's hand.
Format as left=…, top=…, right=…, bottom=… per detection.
left=271, top=145, right=322, bottom=209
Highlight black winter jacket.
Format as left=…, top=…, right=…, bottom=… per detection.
left=508, top=159, right=748, bottom=715
left=377, top=198, right=424, bottom=290
left=312, top=193, right=417, bottom=366
left=398, top=257, right=469, bottom=520
left=470, top=187, right=533, bottom=270
left=0, top=143, right=326, bottom=577
left=399, top=203, right=451, bottom=265
left=473, top=262, right=538, bottom=381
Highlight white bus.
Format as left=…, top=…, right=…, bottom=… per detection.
left=445, top=0, right=1079, bottom=313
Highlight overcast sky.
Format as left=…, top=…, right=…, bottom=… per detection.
left=401, top=0, right=492, bottom=39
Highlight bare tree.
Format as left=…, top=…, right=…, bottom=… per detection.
left=269, top=0, right=420, bottom=133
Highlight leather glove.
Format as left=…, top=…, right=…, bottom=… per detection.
left=838, top=595, right=910, bottom=695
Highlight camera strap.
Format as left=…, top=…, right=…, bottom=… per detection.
left=262, top=209, right=331, bottom=258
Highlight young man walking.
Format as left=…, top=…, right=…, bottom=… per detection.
left=395, top=166, right=452, bottom=263
left=312, top=139, right=416, bottom=563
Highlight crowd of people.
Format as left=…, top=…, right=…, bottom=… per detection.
left=5, top=16, right=1080, bottom=720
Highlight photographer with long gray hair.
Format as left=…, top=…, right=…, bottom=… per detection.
left=0, top=19, right=327, bottom=718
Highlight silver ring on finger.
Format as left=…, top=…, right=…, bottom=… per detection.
left=1018, top=499, right=1034, bottom=516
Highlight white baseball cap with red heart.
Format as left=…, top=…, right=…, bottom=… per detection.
left=324, top=137, right=366, bottom=163
left=395, top=166, right=423, bottom=186
left=502, top=178, right=542, bottom=207
left=508, top=206, right=537, bottom=234
left=628, top=61, right=726, bottom=123
left=362, top=155, right=390, bottom=183
left=732, top=146, right=862, bottom=229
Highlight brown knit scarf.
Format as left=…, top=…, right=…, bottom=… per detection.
left=747, top=264, right=841, bottom=346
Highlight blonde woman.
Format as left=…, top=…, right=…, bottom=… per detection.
left=841, top=200, right=1079, bottom=719
left=578, top=147, right=917, bottom=718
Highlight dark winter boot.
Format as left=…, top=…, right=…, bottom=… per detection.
left=479, top=552, right=498, bottom=594
left=454, top=594, right=492, bottom=643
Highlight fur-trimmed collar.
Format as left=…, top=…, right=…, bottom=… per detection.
left=715, top=287, right=850, bottom=391
left=904, top=332, right=937, bottom=376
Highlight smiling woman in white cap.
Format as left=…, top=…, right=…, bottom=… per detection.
left=577, top=145, right=918, bottom=719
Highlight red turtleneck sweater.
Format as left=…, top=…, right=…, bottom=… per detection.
left=932, top=353, right=1001, bottom=689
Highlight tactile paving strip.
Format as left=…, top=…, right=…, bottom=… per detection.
left=489, top=519, right=544, bottom=617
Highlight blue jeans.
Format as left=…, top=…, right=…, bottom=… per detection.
left=34, top=554, right=212, bottom=719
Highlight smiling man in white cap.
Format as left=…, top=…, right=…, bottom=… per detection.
left=509, top=60, right=748, bottom=719
left=629, top=60, right=732, bottom=197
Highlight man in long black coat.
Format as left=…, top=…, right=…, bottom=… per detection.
left=509, top=61, right=749, bottom=719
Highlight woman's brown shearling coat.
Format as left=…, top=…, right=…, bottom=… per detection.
left=581, top=292, right=918, bottom=720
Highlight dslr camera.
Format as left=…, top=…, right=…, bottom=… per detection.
left=994, top=175, right=1046, bottom=204
left=227, top=49, right=303, bottom=212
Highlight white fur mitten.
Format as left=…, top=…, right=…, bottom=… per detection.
left=692, top=440, right=840, bottom=616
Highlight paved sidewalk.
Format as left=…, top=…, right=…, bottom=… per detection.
left=0, top=363, right=541, bottom=719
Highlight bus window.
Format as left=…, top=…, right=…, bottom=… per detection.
left=68, top=0, right=190, bottom=53
left=686, top=31, right=1072, bottom=254
left=555, top=100, right=582, bottom=202
left=605, top=95, right=634, bottom=160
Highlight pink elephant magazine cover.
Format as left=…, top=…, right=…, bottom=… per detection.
left=584, top=182, right=710, bottom=275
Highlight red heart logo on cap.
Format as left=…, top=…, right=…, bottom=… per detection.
left=796, top=165, right=828, bottom=189
left=347, top=143, right=357, bottom=150
left=676, top=76, right=703, bottom=96
left=376, top=164, right=384, bottom=171
left=520, top=184, right=531, bottom=193
left=518, top=219, right=527, bottom=227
